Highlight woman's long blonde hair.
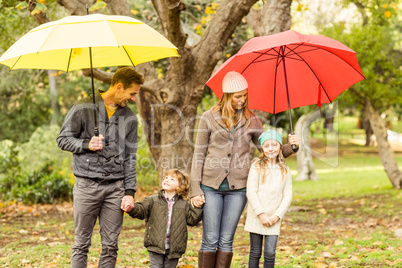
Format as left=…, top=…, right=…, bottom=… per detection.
left=253, top=145, right=287, bottom=183
left=212, top=92, right=251, bottom=129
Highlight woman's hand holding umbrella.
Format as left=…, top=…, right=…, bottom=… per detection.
left=288, top=134, right=300, bottom=150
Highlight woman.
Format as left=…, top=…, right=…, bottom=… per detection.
left=190, top=71, right=299, bottom=268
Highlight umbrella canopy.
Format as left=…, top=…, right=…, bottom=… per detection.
left=206, top=30, right=365, bottom=116
left=0, top=14, right=179, bottom=70
left=0, top=13, right=179, bottom=136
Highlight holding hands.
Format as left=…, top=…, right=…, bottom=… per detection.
left=190, top=195, right=205, bottom=208
left=258, top=213, right=280, bottom=227
left=121, top=195, right=135, bottom=212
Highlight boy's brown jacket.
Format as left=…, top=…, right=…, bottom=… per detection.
left=128, top=190, right=203, bottom=259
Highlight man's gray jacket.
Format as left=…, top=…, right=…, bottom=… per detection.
left=57, top=90, right=138, bottom=196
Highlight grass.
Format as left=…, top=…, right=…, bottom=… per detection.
left=1, top=143, right=402, bottom=267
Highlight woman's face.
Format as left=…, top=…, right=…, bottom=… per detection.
left=231, top=88, right=248, bottom=110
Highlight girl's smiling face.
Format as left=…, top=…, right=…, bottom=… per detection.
left=262, top=139, right=281, bottom=161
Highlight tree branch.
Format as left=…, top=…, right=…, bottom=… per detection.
left=82, top=68, right=113, bottom=84
left=151, top=0, right=187, bottom=50
left=104, top=0, right=131, bottom=16
left=353, top=1, right=368, bottom=26
left=57, top=0, right=91, bottom=15
left=28, top=1, right=50, bottom=24
left=246, top=0, right=292, bottom=37
left=189, top=0, right=257, bottom=94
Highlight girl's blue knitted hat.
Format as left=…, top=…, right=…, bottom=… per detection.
left=258, top=129, right=283, bottom=146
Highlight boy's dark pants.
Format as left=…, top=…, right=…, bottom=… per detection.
left=149, top=250, right=179, bottom=268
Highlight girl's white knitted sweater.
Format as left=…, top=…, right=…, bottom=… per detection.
left=244, top=161, right=292, bottom=236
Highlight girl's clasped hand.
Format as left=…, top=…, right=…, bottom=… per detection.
left=258, top=213, right=280, bottom=227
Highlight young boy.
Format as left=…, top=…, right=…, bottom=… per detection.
left=127, top=169, right=203, bottom=268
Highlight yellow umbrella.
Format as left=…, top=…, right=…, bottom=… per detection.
left=0, top=14, right=179, bottom=70
left=0, top=13, right=179, bottom=135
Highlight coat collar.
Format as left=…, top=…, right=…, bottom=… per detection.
left=211, top=108, right=247, bottom=130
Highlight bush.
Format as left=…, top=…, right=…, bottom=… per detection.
left=0, top=161, right=72, bottom=204
left=0, top=138, right=73, bottom=204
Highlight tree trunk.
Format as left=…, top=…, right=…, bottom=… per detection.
left=56, top=0, right=294, bottom=184
left=358, top=114, right=374, bottom=146
left=247, top=0, right=292, bottom=37
left=48, top=70, right=61, bottom=125
left=323, top=102, right=337, bottom=132
left=295, top=112, right=319, bottom=181
left=365, top=99, right=401, bottom=189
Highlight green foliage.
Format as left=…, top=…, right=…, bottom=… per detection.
left=0, top=130, right=73, bottom=204
left=18, top=124, right=73, bottom=173
left=0, top=139, right=20, bottom=174
left=321, top=0, right=402, bottom=113
left=89, top=0, right=107, bottom=12
left=0, top=161, right=72, bottom=204
left=0, top=67, right=52, bottom=142
left=136, top=118, right=159, bottom=188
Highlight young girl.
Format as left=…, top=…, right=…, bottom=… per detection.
left=244, top=129, right=293, bottom=268
left=127, top=169, right=203, bottom=268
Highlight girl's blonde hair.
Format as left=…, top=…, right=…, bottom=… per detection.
left=165, top=169, right=190, bottom=198
left=253, top=144, right=287, bottom=183
left=212, top=92, right=251, bottom=129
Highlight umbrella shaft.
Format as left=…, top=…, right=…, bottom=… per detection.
left=280, top=46, right=293, bottom=134
left=89, top=47, right=99, bottom=136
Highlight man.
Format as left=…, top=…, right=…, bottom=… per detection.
left=57, top=67, right=143, bottom=267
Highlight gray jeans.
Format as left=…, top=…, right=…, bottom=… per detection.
left=149, top=250, right=179, bottom=268
left=71, top=177, right=125, bottom=268
left=248, top=233, right=278, bottom=268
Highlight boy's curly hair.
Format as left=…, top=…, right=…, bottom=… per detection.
left=165, top=169, right=190, bottom=198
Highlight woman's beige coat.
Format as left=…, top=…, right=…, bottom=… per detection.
left=190, top=108, right=294, bottom=198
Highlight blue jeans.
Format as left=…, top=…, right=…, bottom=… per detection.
left=201, top=189, right=247, bottom=252
left=249, top=233, right=278, bottom=268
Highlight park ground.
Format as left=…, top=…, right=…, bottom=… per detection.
left=1, top=117, right=402, bottom=267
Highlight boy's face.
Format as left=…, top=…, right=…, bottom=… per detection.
left=162, top=175, right=180, bottom=193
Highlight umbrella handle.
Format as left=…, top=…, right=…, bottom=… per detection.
left=290, top=132, right=298, bottom=152
left=94, top=127, right=99, bottom=137
left=292, top=144, right=297, bottom=152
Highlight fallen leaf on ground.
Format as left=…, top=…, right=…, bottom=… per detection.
left=314, top=261, right=328, bottom=268
left=322, top=252, right=332, bottom=257
left=365, top=218, right=378, bottom=227
left=334, top=240, right=344, bottom=246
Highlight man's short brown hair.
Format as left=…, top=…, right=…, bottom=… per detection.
left=111, top=67, right=144, bottom=89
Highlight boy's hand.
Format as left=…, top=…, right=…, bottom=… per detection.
left=190, top=195, right=205, bottom=208
left=121, top=195, right=134, bottom=212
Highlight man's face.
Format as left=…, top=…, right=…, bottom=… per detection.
left=115, top=82, right=141, bottom=107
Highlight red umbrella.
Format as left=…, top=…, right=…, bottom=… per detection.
left=206, top=30, right=365, bottom=135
